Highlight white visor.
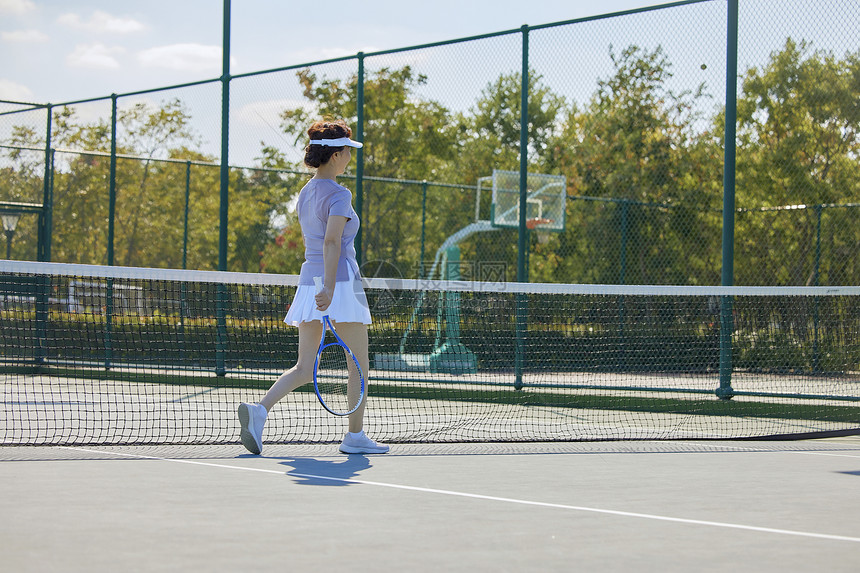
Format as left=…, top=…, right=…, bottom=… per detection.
left=309, top=137, right=363, bottom=148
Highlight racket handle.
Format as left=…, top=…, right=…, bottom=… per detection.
left=313, top=275, right=324, bottom=293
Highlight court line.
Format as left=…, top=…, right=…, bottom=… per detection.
left=59, top=446, right=860, bottom=544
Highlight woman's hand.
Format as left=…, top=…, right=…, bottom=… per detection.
left=315, top=286, right=333, bottom=311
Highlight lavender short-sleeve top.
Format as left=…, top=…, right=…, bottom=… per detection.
left=296, top=178, right=361, bottom=285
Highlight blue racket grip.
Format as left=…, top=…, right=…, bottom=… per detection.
left=313, top=276, right=324, bottom=294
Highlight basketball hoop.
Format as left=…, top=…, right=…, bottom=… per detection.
left=526, top=217, right=554, bottom=244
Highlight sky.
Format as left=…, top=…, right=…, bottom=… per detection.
left=1, top=0, right=852, bottom=167
left=0, top=0, right=664, bottom=104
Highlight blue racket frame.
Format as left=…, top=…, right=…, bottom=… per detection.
left=313, top=315, right=366, bottom=416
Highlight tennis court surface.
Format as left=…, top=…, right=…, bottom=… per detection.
left=2, top=438, right=859, bottom=571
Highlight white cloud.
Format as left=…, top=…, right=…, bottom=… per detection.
left=1, top=29, right=49, bottom=43
left=58, top=10, right=145, bottom=34
left=0, top=0, right=35, bottom=15
left=138, top=43, right=234, bottom=72
left=0, top=78, right=34, bottom=101
left=66, top=43, right=125, bottom=69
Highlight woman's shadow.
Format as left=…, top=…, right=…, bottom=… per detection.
left=278, top=455, right=371, bottom=486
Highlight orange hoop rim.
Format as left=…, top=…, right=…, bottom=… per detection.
left=525, top=217, right=555, bottom=230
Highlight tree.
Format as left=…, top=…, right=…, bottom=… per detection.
left=549, top=45, right=723, bottom=284
left=4, top=101, right=215, bottom=267
left=236, top=145, right=306, bottom=273
left=0, top=126, right=46, bottom=260
left=456, top=68, right=566, bottom=184
left=728, top=39, right=860, bottom=285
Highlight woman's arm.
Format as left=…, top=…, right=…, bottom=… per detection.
left=316, top=214, right=348, bottom=311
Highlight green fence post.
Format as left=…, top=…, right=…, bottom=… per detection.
left=517, top=24, right=530, bottom=284
left=183, top=160, right=191, bottom=270
left=619, top=200, right=629, bottom=285
left=812, top=204, right=822, bottom=373
left=38, top=105, right=52, bottom=263
left=813, top=204, right=822, bottom=287
left=619, top=200, right=630, bottom=368
left=216, top=0, right=231, bottom=376
left=34, top=105, right=53, bottom=368
left=104, top=94, right=118, bottom=369
left=419, top=180, right=428, bottom=278
left=717, top=0, right=739, bottom=401
left=181, top=160, right=191, bottom=362
left=355, top=52, right=365, bottom=268
left=107, top=94, right=117, bottom=267
left=37, top=148, right=55, bottom=265
left=219, top=1, right=231, bottom=274
left=515, top=24, right=530, bottom=391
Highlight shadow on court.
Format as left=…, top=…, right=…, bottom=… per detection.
left=277, top=455, right=372, bottom=486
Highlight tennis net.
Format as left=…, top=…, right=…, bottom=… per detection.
left=2, top=260, right=858, bottom=445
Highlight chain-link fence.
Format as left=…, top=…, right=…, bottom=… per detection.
left=1, top=0, right=857, bottom=285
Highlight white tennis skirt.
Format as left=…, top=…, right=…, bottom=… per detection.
left=284, top=267, right=372, bottom=326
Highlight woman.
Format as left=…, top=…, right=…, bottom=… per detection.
left=238, top=120, right=388, bottom=455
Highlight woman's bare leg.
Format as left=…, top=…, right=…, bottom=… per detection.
left=259, top=320, right=323, bottom=411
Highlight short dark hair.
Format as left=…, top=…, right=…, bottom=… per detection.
left=304, top=120, right=353, bottom=168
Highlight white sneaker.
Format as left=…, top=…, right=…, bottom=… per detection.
left=339, top=431, right=390, bottom=454
left=238, top=402, right=267, bottom=455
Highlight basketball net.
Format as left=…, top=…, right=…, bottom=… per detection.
left=526, top=218, right=554, bottom=244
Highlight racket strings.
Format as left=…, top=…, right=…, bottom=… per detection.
left=317, top=342, right=359, bottom=414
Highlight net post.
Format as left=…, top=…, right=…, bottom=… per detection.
left=717, top=0, right=739, bottom=401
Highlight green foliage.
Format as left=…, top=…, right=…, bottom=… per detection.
left=282, top=67, right=458, bottom=180
left=546, top=45, right=723, bottom=284
left=456, top=68, right=566, bottom=184
left=730, top=39, right=860, bottom=285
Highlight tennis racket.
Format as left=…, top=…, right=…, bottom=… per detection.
left=312, top=276, right=366, bottom=416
